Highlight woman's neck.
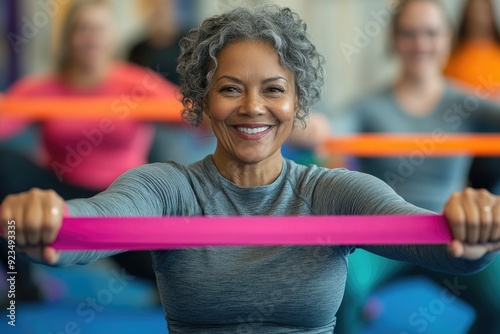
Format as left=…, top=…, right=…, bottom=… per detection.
left=212, top=148, right=284, bottom=188
left=393, top=74, right=446, bottom=116
left=63, top=61, right=112, bottom=90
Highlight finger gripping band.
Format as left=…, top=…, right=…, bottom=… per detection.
left=51, top=215, right=451, bottom=250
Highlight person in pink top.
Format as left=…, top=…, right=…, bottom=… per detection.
left=0, top=2, right=177, bottom=193
left=1, top=63, right=175, bottom=190
left=0, top=0, right=176, bottom=301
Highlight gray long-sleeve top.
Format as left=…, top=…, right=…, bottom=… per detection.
left=60, top=156, right=496, bottom=333
left=334, top=85, right=500, bottom=212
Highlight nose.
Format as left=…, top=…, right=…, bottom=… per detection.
left=239, top=90, right=265, bottom=117
left=413, top=34, right=429, bottom=51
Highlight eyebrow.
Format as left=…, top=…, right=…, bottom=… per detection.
left=216, top=75, right=288, bottom=84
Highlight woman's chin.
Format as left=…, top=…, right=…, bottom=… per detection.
left=233, top=149, right=279, bottom=165
left=404, top=67, right=440, bottom=80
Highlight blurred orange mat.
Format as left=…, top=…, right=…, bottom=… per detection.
left=323, top=134, right=500, bottom=156
left=0, top=97, right=183, bottom=121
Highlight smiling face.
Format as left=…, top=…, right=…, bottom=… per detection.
left=394, top=1, right=452, bottom=80
left=205, top=40, right=297, bottom=166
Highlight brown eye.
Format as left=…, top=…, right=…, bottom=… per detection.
left=219, top=86, right=240, bottom=94
left=265, top=86, right=285, bottom=94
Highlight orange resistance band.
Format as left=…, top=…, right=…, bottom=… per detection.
left=323, top=134, right=500, bottom=157
left=1, top=97, right=499, bottom=156
left=0, top=97, right=183, bottom=121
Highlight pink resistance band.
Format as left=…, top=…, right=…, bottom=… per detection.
left=43, top=215, right=452, bottom=250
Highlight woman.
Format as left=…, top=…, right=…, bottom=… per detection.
left=0, top=0, right=177, bottom=299
left=0, top=0, right=177, bottom=196
left=335, top=1, right=500, bottom=333
left=127, top=0, right=218, bottom=166
left=1, top=5, right=499, bottom=333
left=445, top=0, right=500, bottom=195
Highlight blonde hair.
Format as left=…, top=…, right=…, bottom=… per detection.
left=56, top=0, right=110, bottom=73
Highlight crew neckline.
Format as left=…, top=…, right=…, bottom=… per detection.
left=387, top=84, right=452, bottom=120
left=203, top=155, right=288, bottom=193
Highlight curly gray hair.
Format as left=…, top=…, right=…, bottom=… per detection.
left=177, top=5, right=325, bottom=127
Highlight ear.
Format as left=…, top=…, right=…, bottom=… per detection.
left=294, top=98, right=300, bottom=118
left=202, top=97, right=211, bottom=119
left=292, top=105, right=302, bottom=132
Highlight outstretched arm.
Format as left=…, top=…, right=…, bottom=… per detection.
left=314, top=170, right=499, bottom=275
left=363, top=187, right=500, bottom=275
left=0, top=163, right=191, bottom=266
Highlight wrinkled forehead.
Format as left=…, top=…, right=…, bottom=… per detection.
left=209, top=40, right=294, bottom=84
left=210, top=39, right=293, bottom=77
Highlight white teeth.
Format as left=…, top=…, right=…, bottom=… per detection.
left=236, top=126, right=270, bottom=135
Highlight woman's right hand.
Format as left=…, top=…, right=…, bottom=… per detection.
left=0, top=188, right=65, bottom=264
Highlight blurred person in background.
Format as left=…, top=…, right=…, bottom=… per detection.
left=334, top=1, right=500, bottom=333
left=129, top=0, right=183, bottom=86
left=0, top=0, right=177, bottom=303
left=127, top=0, right=216, bottom=165
left=445, top=0, right=500, bottom=195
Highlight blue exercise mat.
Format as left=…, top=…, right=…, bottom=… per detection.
left=361, top=276, right=475, bottom=334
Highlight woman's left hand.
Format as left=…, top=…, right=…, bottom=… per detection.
left=444, top=188, right=500, bottom=260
